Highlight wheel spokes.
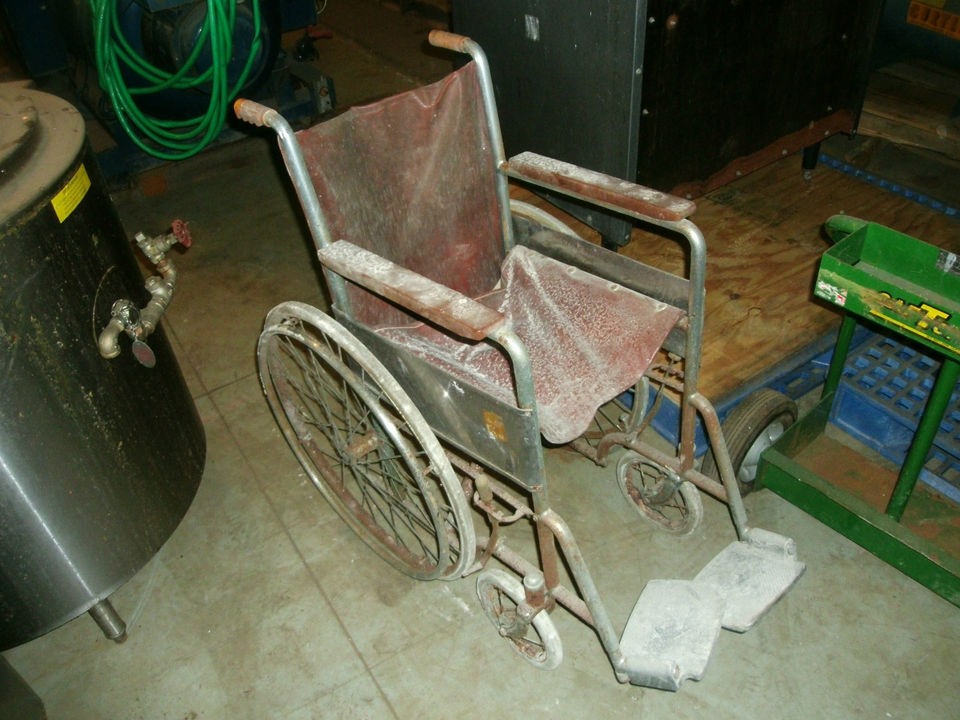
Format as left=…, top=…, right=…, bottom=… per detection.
left=269, top=326, right=451, bottom=572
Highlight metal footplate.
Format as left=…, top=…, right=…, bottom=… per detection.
left=619, top=579, right=725, bottom=691
left=693, top=528, right=805, bottom=633
left=620, top=530, right=804, bottom=690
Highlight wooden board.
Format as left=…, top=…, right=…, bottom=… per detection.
left=511, top=152, right=959, bottom=402
left=858, top=61, right=960, bottom=160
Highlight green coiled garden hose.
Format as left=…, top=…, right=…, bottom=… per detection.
left=90, top=0, right=263, bottom=160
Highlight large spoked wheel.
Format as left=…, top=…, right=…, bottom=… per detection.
left=509, top=199, right=581, bottom=237
left=616, top=452, right=703, bottom=535
left=700, top=389, right=798, bottom=496
left=476, top=569, right=563, bottom=670
left=259, top=301, right=475, bottom=580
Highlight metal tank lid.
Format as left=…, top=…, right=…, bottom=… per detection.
left=0, top=83, right=86, bottom=224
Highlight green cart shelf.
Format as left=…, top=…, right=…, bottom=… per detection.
left=759, top=216, right=960, bottom=606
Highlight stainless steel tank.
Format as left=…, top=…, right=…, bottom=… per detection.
left=0, top=84, right=205, bottom=650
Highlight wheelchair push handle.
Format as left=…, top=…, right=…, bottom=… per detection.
left=429, top=30, right=472, bottom=53
left=233, top=98, right=276, bottom=128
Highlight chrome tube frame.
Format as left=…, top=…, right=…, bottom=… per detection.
left=456, top=38, right=516, bottom=254
left=253, top=106, right=352, bottom=315
left=238, top=32, right=755, bottom=684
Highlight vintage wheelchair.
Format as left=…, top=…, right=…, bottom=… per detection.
left=235, top=31, right=804, bottom=690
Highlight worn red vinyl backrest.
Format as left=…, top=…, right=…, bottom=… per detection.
left=292, top=62, right=505, bottom=329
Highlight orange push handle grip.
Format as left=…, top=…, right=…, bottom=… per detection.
left=428, top=30, right=471, bottom=53
left=233, top=98, right=274, bottom=127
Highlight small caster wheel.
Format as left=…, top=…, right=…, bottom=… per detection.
left=476, top=569, right=563, bottom=670
left=616, top=452, right=703, bottom=535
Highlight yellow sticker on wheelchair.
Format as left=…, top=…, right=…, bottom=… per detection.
left=483, top=410, right=507, bottom=442
left=51, top=164, right=91, bottom=223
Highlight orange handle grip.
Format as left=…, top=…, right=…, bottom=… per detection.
left=233, top=98, right=274, bottom=127
left=428, top=30, right=471, bottom=53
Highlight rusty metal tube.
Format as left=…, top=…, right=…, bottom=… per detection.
left=233, top=98, right=351, bottom=315
left=690, top=392, right=748, bottom=537
left=538, top=510, right=626, bottom=674
left=481, top=535, right=593, bottom=626
left=674, top=219, right=708, bottom=472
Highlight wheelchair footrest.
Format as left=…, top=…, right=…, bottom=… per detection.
left=620, top=530, right=803, bottom=690
left=692, top=528, right=805, bottom=633
left=619, top=579, right=725, bottom=691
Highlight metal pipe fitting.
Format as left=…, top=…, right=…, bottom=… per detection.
left=97, top=224, right=190, bottom=364
left=139, top=260, right=177, bottom=334
left=97, top=316, right=125, bottom=359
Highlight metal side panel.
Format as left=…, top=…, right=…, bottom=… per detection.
left=342, top=318, right=544, bottom=488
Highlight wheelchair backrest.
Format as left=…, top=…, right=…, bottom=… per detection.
left=292, top=61, right=506, bottom=329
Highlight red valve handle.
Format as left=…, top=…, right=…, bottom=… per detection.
left=171, top=219, right=192, bottom=248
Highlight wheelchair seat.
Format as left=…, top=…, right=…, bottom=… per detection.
left=378, top=243, right=682, bottom=444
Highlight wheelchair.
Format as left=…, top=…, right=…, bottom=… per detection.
left=235, top=31, right=803, bottom=690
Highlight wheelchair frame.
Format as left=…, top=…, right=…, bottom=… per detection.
left=235, top=30, right=795, bottom=689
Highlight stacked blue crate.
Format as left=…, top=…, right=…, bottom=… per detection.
left=620, top=323, right=960, bottom=506
left=831, top=331, right=960, bottom=504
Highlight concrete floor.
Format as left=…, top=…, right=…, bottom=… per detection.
left=4, top=2, right=960, bottom=718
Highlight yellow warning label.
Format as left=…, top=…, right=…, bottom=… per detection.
left=51, top=164, right=91, bottom=223
left=483, top=410, right=508, bottom=442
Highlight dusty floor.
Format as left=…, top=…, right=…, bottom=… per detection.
left=3, top=2, right=960, bottom=718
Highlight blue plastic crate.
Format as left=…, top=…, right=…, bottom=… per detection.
left=618, top=323, right=960, bottom=505
left=619, top=329, right=853, bottom=458
left=831, top=331, right=960, bottom=504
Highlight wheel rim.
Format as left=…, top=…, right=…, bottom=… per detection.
left=509, top=199, right=580, bottom=238
left=738, top=418, right=789, bottom=487
left=699, top=389, right=798, bottom=496
left=617, top=453, right=703, bottom=535
left=260, top=304, right=474, bottom=580
left=476, top=569, right=563, bottom=670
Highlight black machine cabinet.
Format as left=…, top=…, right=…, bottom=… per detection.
left=452, top=0, right=884, bottom=246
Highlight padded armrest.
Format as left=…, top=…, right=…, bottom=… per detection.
left=317, top=240, right=506, bottom=341
left=505, top=151, right=696, bottom=222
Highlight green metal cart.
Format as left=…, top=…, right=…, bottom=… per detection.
left=758, top=215, right=960, bottom=606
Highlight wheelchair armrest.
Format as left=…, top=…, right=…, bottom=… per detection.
left=316, top=240, right=506, bottom=341
left=505, top=151, right=696, bottom=223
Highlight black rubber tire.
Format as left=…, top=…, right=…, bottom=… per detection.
left=700, top=388, right=798, bottom=496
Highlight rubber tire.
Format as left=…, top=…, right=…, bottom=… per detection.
left=700, top=388, right=798, bottom=496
